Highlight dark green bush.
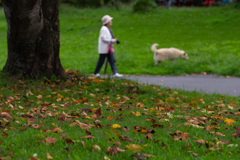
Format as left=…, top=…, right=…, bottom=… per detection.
left=133, top=0, right=157, bottom=12
left=61, top=0, right=104, bottom=7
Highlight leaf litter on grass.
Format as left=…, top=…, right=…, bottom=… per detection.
left=0, top=70, right=240, bottom=159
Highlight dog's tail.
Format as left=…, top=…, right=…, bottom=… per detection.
left=151, top=43, right=159, bottom=52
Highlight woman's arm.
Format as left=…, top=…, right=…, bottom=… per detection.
left=100, top=28, right=116, bottom=44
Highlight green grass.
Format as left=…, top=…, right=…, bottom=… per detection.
left=0, top=4, right=240, bottom=76
left=0, top=71, right=239, bottom=159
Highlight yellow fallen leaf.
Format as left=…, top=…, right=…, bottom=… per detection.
left=225, top=119, right=236, bottom=126
left=135, top=111, right=141, bottom=116
left=56, top=94, right=63, bottom=99
left=51, top=127, right=64, bottom=133
left=112, top=124, right=121, bottom=128
left=126, top=144, right=143, bottom=152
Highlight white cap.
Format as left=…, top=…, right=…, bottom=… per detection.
left=101, top=15, right=113, bottom=25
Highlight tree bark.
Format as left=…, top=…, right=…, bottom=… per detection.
left=2, top=0, right=66, bottom=78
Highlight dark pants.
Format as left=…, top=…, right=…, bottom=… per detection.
left=94, top=53, right=118, bottom=74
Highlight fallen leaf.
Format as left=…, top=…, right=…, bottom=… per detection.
left=46, top=153, right=53, bottom=159
left=51, top=127, right=64, bottom=133
left=188, top=151, right=199, bottom=156
left=232, top=127, right=240, bottom=138
left=111, top=124, right=121, bottom=128
left=92, top=144, right=101, bottom=152
left=126, top=144, right=143, bottom=152
left=225, top=119, right=236, bottom=126
left=75, top=120, right=92, bottom=129
left=65, top=137, right=74, bottom=144
left=45, top=137, right=58, bottom=144
left=107, top=115, right=114, bottom=120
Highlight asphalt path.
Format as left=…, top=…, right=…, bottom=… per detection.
left=124, top=75, right=240, bottom=97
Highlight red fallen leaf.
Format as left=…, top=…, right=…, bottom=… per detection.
left=152, top=124, right=164, bottom=128
left=2, top=133, right=8, bottom=138
left=232, top=127, right=240, bottom=138
left=45, top=137, right=58, bottom=144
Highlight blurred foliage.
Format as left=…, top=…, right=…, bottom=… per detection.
left=59, top=0, right=134, bottom=7
left=133, top=0, right=157, bottom=12
left=59, top=0, right=104, bottom=7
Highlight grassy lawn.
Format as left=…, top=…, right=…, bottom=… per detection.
left=0, top=4, right=240, bottom=76
left=0, top=71, right=239, bottom=159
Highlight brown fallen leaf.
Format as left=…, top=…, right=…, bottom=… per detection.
left=81, top=135, right=95, bottom=139
left=75, top=120, right=92, bottom=129
left=32, top=124, right=41, bottom=129
left=188, top=151, right=199, bottom=156
left=106, top=146, right=118, bottom=155
left=51, top=127, right=64, bottom=133
left=45, top=137, right=58, bottom=144
left=65, top=137, right=74, bottom=144
left=232, top=127, right=240, bottom=138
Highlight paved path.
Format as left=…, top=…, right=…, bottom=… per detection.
left=124, top=75, right=240, bottom=97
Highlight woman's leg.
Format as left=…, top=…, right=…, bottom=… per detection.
left=94, top=54, right=107, bottom=74
left=107, top=53, right=118, bottom=74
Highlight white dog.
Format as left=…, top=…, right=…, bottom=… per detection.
left=151, top=43, right=189, bottom=65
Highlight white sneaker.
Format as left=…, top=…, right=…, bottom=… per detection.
left=93, top=73, right=100, bottom=77
left=113, top=73, right=123, bottom=78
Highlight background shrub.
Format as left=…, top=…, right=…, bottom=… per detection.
left=60, top=0, right=104, bottom=7
left=133, top=0, right=157, bottom=12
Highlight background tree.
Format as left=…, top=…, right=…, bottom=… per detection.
left=2, top=0, right=66, bottom=78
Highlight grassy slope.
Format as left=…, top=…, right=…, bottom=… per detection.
left=0, top=5, right=240, bottom=76
left=0, top=72, right=239, bottom=159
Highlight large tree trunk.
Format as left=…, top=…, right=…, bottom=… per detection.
left=2, top=0, right=66, bottom=78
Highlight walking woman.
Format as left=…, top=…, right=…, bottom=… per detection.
left=93, top=15, right=123, bottom=78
